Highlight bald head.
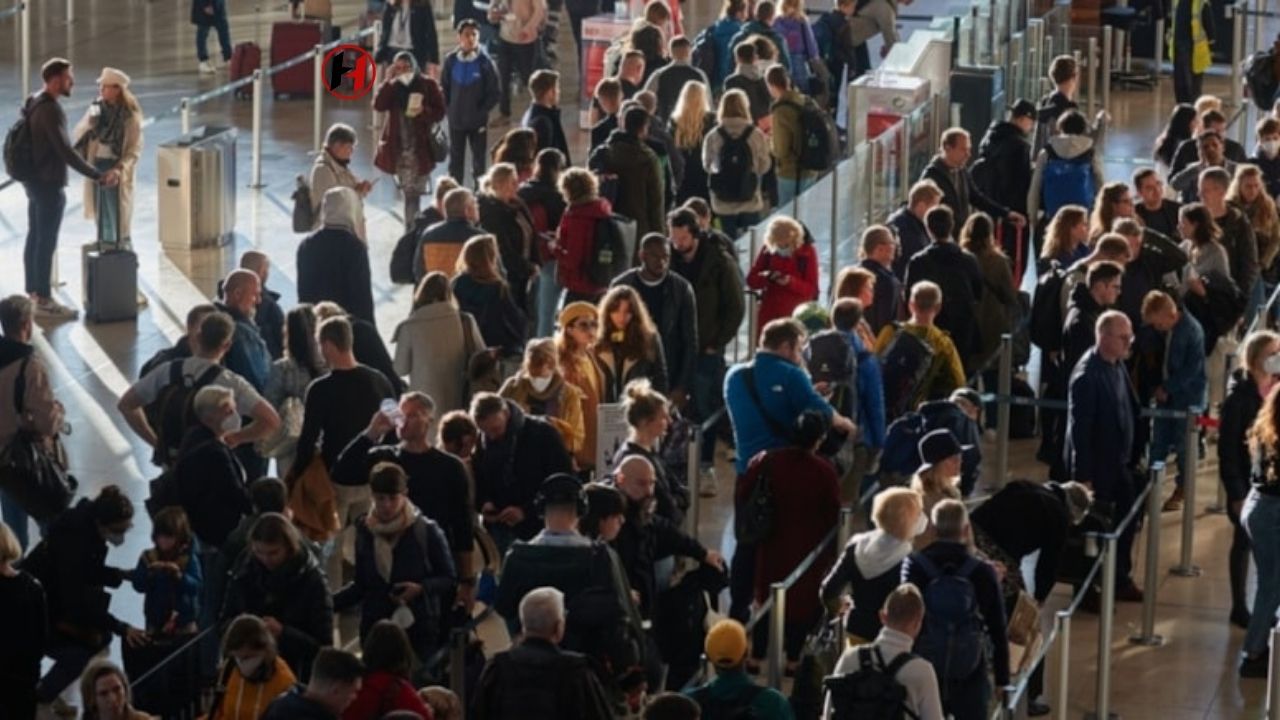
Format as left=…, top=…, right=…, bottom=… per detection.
left=615, top=455, right=657, bottom=503
left=239, top=251, right=270, bottom=283
left=223, top=269, right=262, bottom=317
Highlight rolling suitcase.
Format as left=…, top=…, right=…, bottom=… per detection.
left=83, top=229, right=138, bottom=324
left=229, top=42, right=261, bottom=99
left=271, top=20, right=324, bottom=98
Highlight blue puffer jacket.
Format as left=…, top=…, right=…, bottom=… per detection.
left=711, top=16, right=744, bottom=88
left=725, top=351, right=834, bottom=476
left=844, top=330, right=886, bottom=449
left=130, top=548, right=202, bottom=631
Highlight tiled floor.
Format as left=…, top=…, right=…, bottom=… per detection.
left=0, top=0, right=1275, bottom=717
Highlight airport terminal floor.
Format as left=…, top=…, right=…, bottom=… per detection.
left=0, top=0, right=1275, bottom=718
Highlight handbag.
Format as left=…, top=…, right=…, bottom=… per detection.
left=429, top=122, right=450, bottom=164
left=0, top=356, right=77, bottom=523
left=256, top=395, right=304, bottom=459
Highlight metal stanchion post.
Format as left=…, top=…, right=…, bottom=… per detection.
left=837, top=506, right=855, bottom=550
left=20, top=2, right=30, bottom=98
left=747, top=227, right=760, bottom=360
left=1171, top=409, right=1202, bottom=577
left=66, top=0, right=73, bottom=24
left=1208, top=482, right=1226, bottom=514
left=180, top=98, right=191, bottom=135
left=313, top=44, right=324, bottom=153
left=1131, top=462, right=1166, bottom=646
left=1153, top=19, right=1164, bottom=74
left=1256, top=0, right=1267, bottom=57
left=449, top=629, right=467, bottom=712
left=994, top=333, right=1012, bottom=491
left=1054, top=611, right=1071, bottom=720
left=251, top=69, right=265, bottom=189
left=1101, top=26, right=1112, bottom=117
left=865, top=142, right=876, bottom=227
left=1086, top=38, right=1098, bottom=119
left=1093, top=532, right=1117, bottom=720
left=767, top=583, right=787, bottom=690
left=685, top=424, right=700, bottom=540
left=829, top=161, right=838, bottom=291
left=1268, top=627, right=1280, bottom=719
left=1233, top=4, right=1246, bottom=145
left=970, top=6, right=980, bottom=64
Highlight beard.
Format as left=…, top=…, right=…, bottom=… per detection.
left=626, top=495, right=657, bottom=527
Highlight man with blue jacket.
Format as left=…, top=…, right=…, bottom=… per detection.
left=832, top=298, right=885, bottom=502
left=441, top=19, right=500, bottom=185
left=709, top=0, right=749, bottom=90
left=725, top=318, right=855, bottom=619
left=1142, top=290, right=1206, bottom=512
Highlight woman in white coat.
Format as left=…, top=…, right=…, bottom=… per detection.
left=73, top=67, right=143, bottom=248
left=393, top=271, right=486, bottom=412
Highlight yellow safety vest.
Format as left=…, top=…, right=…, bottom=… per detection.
left=1168, top=0, right=1213, bottom=74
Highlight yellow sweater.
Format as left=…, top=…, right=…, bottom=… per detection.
left=209, top=656, right=297, bottom=720
left=873, top=322, right=967, bottom=407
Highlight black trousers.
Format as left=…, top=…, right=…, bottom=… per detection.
left=448, top=125, right=488, bottom=186
left=1171, top=40, right=1203, bottom=104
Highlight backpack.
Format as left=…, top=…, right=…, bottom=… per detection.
left=691, top=27, right=718, bottom=84
left=152, top=362, right=223, bottom=467
left=4, top=95, right=49, bottom=183
left=878, top=410, right=927, bottom=478
left=691, top=683, right=766, bottom=720
left=389, top=227, right=419, bottom=284
left=291, top=175, right=314, bottom=233
left=806, top=329, right=857, bottom=386
left=877, top=327, right=936, bottom=420
left=1029, top=260, right=1067, bottom=353
left=1245, top=49, right=1278, bottom=111
left=1039, top=147, right=1095, bottom=219
left=709, top=127, right=759, bottom=203
left=912, top=554, right=984, bottom=680
left=587, top=214, right=634, bottom=287
left=824, top=646, right=920, bottom=720
left=779, top=99, right=841, bottom=172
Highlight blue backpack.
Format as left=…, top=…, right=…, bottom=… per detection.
left=1040, top=147, right=1095, bottom=219
left=912, top=554, right=984, bottom=681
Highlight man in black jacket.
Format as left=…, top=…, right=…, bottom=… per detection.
left=613, top=234, right=699, bottom=406
left=471, top=393, right=573, bottom=550
left=610, top=455, right=724, bottom=618
left=475, top=587, right=615, bottom=719
left=1132, top=167, right=1182, bottom=239
left=262, top=648, right=363, bottom=720
left=920, top=127, right=1027, bottom=230
left=522, top=69, right=572, bottom=165
left=886, top=180, right=943, bottom=280
left=1200, top=167, right=1261, bottom=317
left=414, top=187, right=484, bottom=285
left=1062, top=261, right=1124, bottom=377
left=974, top=99, right=1036, bottom=217
left=176, top=385, right=251, bottom=550
left=239, top=251, right=285, bottom=361
left=22, top=58, right=119, bottom=320
left=859, top=225, right=903, bottom=336
left=904, top=206, right=985, bottom=372
left=1169, top=109, right=1249, bottom=176
left=902, top=500, right=1008, bottom=720
left=589, top=106, right=667, bottom=238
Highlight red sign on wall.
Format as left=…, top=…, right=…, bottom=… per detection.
left=323, top=45, right=376, bottom=100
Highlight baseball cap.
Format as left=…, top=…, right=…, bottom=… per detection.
left=1010, top=99, right=1037, bottom=119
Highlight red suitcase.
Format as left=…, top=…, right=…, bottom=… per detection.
left=229, top=42, right=261, bottom=99
left=270, top=20, right=323, bottom=99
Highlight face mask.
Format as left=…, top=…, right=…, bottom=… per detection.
left=774, top=246, right=794, bottom=258
left=105, top=531, right=126, bottom=547
left=1265, top=353, right=1280, bottom=375
left=911, top=512, right=928, bottom=538
left=391, top=604, right=416, bottom=629
left=530, top=375, right=554, bottom=393
left=235, top=655, right=265, bottom=677
left=1264, top=140, right=1280, bottom=158
left=397, top=72, right=414, bottom=86
left=222, top=412, right=242, bottom=434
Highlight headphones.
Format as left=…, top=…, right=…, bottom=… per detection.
left=534, top=473, right=588, bottom=517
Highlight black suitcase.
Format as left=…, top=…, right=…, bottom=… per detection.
left=84, top=244, right=137, bottom=323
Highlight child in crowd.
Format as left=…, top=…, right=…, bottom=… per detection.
left=130, top=506, right=202, bottom=637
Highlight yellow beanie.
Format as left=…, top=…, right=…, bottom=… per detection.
left=558, top=301, right=598, bottom=330
left=705, top=619, right=749, bottom=668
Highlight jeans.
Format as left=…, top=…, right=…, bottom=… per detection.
left=0, top=488, right=30, bottom=550
left=496, top=40, right=538, bottom=115
left=195, top=8, right=233, bottom=63
left=1150, top=415, right=1191, bottom=487
left=1246, top=277, right=1266, bottom=331
left=1229, top=498, right=1252, bottom=615
left=775, top=175, right=815, bottom=209
left=1243, top=489, right=1280, bottom=656
left=535, top=261, right=561, bottom=337
left=37, top=632, right=109, bottom=703
left=718, top=212, right=759, bottom=240
left=23, top=182, right=66, bottom=298
left=942, top=660, right=992, bottom=720
left=692, top=353, right=727, bottom=467
left=92, top=158, right=122, bottom=245
left=448, top=126, right=488, bottom=187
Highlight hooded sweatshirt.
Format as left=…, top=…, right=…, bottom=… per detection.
left=297, top=188, right=375, bottom=326
left=1027, top=133, right=1104, bottom=223
left=820, top=529, right=914, bottom=639
left=976, top=119, right=1032, bottom=215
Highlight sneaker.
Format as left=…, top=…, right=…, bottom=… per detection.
left=1162, top=486, right=1184, bottom=513
left=34, top=298, right=78, bottom=320
left=198, top=60, right=216, bottom=74
left=698, top=467, right=718, bottom=497
left=1241, top=653, right=1269, bottom=678
left=1027, top=698, right=1051, bottom=717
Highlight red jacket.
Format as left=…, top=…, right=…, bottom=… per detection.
left=374, top=75, right=446, bottom=177
left=739, top=447, right=839, bottom=626
left=342, top=670, right=435, bottom=720
left=746, top=242, right=820, bottom=335
left=556, top=198, right=614, bottom=297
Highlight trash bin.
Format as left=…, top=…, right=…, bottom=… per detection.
left=157, top=125, right=237, bottom=249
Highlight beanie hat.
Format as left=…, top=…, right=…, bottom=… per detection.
left=584, top=483, right=626, bottom=518
left=97, top=67, right=131, bottom=87
left=559, top=302, right=598, bottom=330
left=369, top=462, right=408, bottom=495
left=705, top=619, right=749, bottom=668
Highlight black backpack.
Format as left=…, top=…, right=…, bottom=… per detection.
left=780, top=99, right=840, bottom=172
left=587, top=214, right=633, bottom=287
left=389, top=227, right=419, bottom=285
left=291, top=175, right=314, bottom=233
left=151, top=362, right=223, bottom=466
left=878, top=326, right=937, bottom=420
left=824, top=646, right=920, bottom=720
left=692, top=683, right=766, bottom=720
left=709, top=126, right=758, bottom=203
left=1245, top=49, right=1278, bottom=111
left=734, top=366, right=785, bottom=544
left=913, top=554, right=984, bottom=681
left=1029, top=260, right=1067, bottom=353
left=4, top=96, right=48, bottom=183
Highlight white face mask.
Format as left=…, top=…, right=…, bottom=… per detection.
left=774, top=246, right=794, bottom=258
left=222, top=411, right=242, bottom=434
left=1263, top=140, right=1280, bottom=158
left=235, top=655, right=264, bottom=677
left=911, top=512, right=928, bottom=538
left=530, top=375, right=554, bottom=393
left=397, top=72, right=414, bottom=86
left=391, top=604, right=416, bottom=629
left=1264, top=353, right=1280, bottom=375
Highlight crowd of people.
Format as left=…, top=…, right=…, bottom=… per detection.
left=10, top=0, right=1280, bottom=718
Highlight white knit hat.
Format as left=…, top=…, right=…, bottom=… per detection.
left=96, top=67, right=131, bottom=87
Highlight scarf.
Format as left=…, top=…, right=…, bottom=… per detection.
left=365, top=502, right=419, bottom=581
left=77, top=99, right=129, bottom=159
